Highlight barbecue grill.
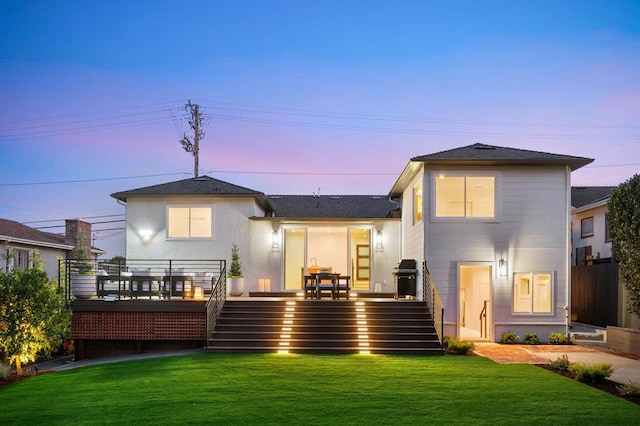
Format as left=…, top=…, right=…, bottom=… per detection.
left=393, top=259, right=418, bottom=299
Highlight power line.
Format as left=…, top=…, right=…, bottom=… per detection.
left=0, top=172, right=190, bottom=187
left=23, top=214, right=125, bottom=224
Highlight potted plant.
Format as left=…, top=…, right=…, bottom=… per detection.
left=227, top=243, right=244, bottom=296
left=70, top=232, right=96, bottom=299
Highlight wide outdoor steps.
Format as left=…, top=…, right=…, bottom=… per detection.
left=206, top=299, right=444, bottom=355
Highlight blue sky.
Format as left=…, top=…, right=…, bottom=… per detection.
left=1, top=1, right=639, bottom=257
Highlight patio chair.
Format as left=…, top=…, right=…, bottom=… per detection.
left=163, top=270, right=195, bottom=299
left=130, top=268, right=163, bottom=299
left=335, top=276, right=351, bottom=300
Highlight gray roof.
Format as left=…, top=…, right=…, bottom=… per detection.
left=111, top=175, right=264, bottom=201
left=411, top=143, right=593, bottom=171
left=266, top=195, right=399, bottom=219
left=571, top=186, right=616, bottom=208
left=0, top=218, right=70, bottom=248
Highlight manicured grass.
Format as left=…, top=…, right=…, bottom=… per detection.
left=1, top=353, right=638, bottom=425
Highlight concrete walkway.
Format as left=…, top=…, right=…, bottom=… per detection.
left=473, top=343, right=640, bottom=384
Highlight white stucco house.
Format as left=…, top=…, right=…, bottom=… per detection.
left=570, top=186, right=616, bottom=266
left=111, top=143, right=593, bottom=342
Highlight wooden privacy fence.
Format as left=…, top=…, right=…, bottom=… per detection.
left=571, top=263, right=618, bottom=327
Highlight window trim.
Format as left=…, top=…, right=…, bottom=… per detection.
left=581, top=216, right=594, bottom=238
left=430, top=171, right=499, bottom=222
left=166, top=204, right=215, bottom=240
left=512, top=271, right=554, bottom=315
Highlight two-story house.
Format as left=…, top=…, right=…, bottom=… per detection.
left=571, top=186, right=616, bottom=266
left=111, top=143, right=592, bottom=342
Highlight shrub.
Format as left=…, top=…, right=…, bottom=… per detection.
left=548, top=354, right=571, bottom=372
left=500, top=331, right=519, bottom=344
left=523, top=332, right=540, bottom=345
left=444, top=337, right=475, bottom=355
left=548, top=332, right=569, bottom=344
left=0, top=362, right=11, bottom=379
left=617, top=379, right=640, bottom=397
left=568, top=362, right=614, bottom=384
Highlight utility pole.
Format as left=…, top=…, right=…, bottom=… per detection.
left=180, top=100, right=204, bottom=178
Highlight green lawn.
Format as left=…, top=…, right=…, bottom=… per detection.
left=1, top=353, right=638, bottom=425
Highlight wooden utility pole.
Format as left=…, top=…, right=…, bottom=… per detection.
left=180, top=100, right=204, bottom=178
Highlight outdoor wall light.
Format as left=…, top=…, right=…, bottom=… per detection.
left=139, top=229, right=153, bottom=244
left=498, top=258, right=508, bottom=277
left=375, top=230, right=383, bottom=251
left=272, top=230, right=280, bottom=250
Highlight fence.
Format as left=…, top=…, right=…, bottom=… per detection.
left=571, top=262, right=618, bottom=327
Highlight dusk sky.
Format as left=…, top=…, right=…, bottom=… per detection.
left=1, top=1, right=639, bottom=258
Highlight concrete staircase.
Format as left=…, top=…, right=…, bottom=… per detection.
left=206, top=299, right=443, bottom=355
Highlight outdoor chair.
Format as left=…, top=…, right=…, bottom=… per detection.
left=335, top=275, right=351, bottom=300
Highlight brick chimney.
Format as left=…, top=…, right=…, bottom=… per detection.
left=65, top=219, right=92, bottom=259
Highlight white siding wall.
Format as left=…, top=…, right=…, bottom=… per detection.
left=571, top=204, right=611, bottom=265
left=400, top=170, right=425, bottom=266
left=372, top=220, right=402, bottom=293
left=125, top=196, right=260, bottom=277
left=424, top=165, right=570, bottom=340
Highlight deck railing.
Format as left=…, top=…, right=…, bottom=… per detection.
left=58, top=258, right=226, bottom=301
left=422, top=261, right=444, bottom=347
left=205, top=264, right=227, bottom=340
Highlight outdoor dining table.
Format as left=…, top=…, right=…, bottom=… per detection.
left=305, top=272, right=340, bottom=299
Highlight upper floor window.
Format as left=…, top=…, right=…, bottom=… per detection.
left=413, top=182, right=423, bottom=225
left=514, top=272, right=552, bottom=314
left=433, top=173, right=496, bottom=219
left=167, top=206, right=213, bottom=238
left=581, top=216, right=594, bottom=238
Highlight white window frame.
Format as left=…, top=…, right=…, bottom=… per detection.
left=512, top=272, right=554, bottom=315
left=581, top=216, right=594, bottom=238
left=166, top=205, right=214, bottom=240
left=431, top=171, right=499, bottom=222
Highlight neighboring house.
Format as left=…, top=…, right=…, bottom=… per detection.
left=111, top=143, right=593, bottom=342
left=0, top=218, right=103, bottom=280
left=389, top=143, right=593, bottom=340
left=571, top=186, right=616, bottom=266
left=111, top=179, right=402, bottom=294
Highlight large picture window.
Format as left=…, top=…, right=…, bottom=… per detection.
left=167, top=206, right=212, bottom=238
left=434, top=174, right=496, bottom=219
left=513, top=272, right=552, bottom=314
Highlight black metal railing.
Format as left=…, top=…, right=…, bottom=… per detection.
left=205, top=264, right=227, bottom=340
left=59, top=258, right=226, bottom=301
left=422, top=261, right=444, bottom=347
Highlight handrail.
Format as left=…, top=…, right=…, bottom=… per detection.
left=480, top=300, right=489, bottom=338
left=205, top=263, right=227, bottom=341
left=58, top=258, right=225, bottom=301
left=422, top=261, right=444, bottom=347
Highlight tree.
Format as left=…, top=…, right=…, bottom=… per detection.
left=0, top=268, right=71, bottom=375
left=228, top=243, right=243, bottom=278
left=608, top=173, right=640, bottom=315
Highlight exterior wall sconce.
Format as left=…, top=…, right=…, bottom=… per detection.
left=375, top=230, right=383, bottom=251
left=272, top=230, right=280, bottom=251
left=498, top=258, right=507, bottom=277
left=139, top=229, right=153, bottom=244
